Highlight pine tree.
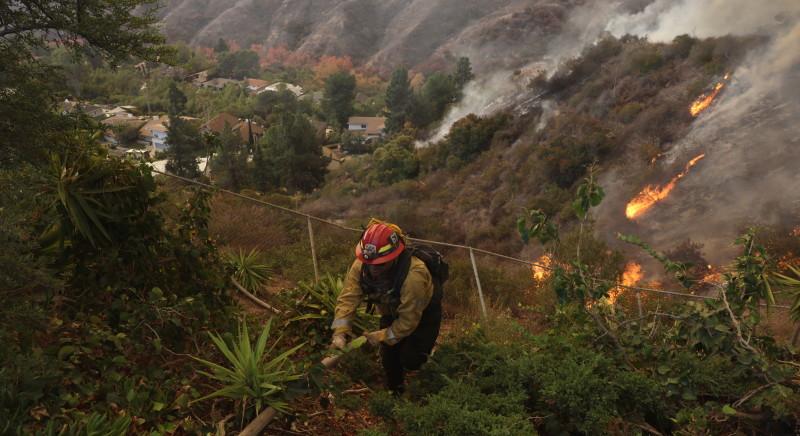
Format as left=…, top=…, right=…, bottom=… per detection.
left=322, top=71, right=356, bottom=128
left=215, top=38, right=229, bottom=54
left=255, top=112, right=329, bottom=192
left=385, top=68, right=411, bottom=133
left=165, top=116, right=203, bottom=178
left=168, top=82, right=187, bottom=116
left=165, top=84, right=200, bottom=178
left=454, top=56, right=475, bottom=89
left=212, top=124, right=248, bottom=190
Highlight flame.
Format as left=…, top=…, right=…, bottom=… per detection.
left=689, top=74, right=730, bottom=117
left=607, top=262, right=643, bottom=304
left=531, top=254, right=552, bottom=281
left=625, top=154, right=706, bottom=220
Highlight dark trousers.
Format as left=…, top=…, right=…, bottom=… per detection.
left=379, top=301, right=442, bottom=392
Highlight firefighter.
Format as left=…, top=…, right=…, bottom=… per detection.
left=331, top=220, right=444, bottom=394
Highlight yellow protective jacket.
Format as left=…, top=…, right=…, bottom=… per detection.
left=332, top=256, right=434, bottom=346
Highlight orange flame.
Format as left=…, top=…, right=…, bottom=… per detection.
left=690, top=74, right=730, bottom=117
left=607, top=262, right=643, bottom=304
left=625, top=154, right=706, bottom=220
left=532, top=254, right=552, bottom=281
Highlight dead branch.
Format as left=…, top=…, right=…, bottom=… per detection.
left=231, top=277, right=284, bottom=314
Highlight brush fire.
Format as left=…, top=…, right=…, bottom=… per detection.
left=625, top=154, right=706, bottom=220
left=606, top=261, right=643, bottom=304
left=531, top=254, right=552, bottom=281
left=689, top=74, right=730, bottom=117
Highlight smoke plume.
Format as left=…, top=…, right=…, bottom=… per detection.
left=596, top=1, right=800, bottom=263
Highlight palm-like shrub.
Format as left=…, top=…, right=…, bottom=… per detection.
left=288, top=274, right=377, bottom=347
left=191, top=318, right=304, bottom=414
left=226, top=248, right=270, bottom=293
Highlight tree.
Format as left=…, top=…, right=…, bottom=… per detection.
left=168, top=82, right=187, bottom=116
left=422, top=73, right=457, bottom=122
left=166, top=117, right=203, bottom=178
left=254, top=112, right=328, bottom=192
left=215, top=38, right=230, bottom=54
left=212, top=124, right=249, bottom=190
left=322, top=71, right=356, bottom=128
left=214, top=50, right=259, bottom=79
left=385, top=68, right=412, bottom=133
left=370, top=136, right=419, bottom=185
left=0, top=0, right=168, bottom=167
left=454, top=57, right=475, bottom=89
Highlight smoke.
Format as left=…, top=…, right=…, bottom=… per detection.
left=595, top=2, right=800, bottom=264
left=423, top=0, right=629, bottom=145
left=606, top=0, right=800, bottom=42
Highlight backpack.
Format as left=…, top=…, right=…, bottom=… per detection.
left=360, top=244, right=448, bottom=316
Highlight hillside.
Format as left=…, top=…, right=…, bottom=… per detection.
left=158, top=0, right=593, bottom=73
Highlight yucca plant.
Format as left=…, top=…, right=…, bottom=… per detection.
left=41, top=413, right=131, bottom=436
left=190, top=318, right=304, bottom=415
left=288, top=274, right=377, bottom=342
left=226, top=248, right=271, bottom=293
left=774, top=265, right=800, bottom=324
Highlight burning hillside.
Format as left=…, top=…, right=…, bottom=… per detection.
left=625, top=154, right=706, bottom=220
left=689, top=74, right=730, bottom=117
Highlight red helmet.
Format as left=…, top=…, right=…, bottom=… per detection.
left=355, top=222, right=405, bottom=265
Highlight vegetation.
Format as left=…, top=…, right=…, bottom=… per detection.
left=2, top=1, right=798, bottom=434
left=322, top=71, right=357, bottom=128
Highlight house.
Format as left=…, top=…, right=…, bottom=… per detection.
left=100, top=115, right=146, bottom=145
left=104, top=106, right=136, bottom=118
left=202, top=112, right=265, bottom=145
left=187, top=70, right=210, bottom=85
left=347, top=116, right=386, bottom=138
left=244, top=78, right=270, bottom=94
left=257, top=82, right=304, bottom=97
left=199, top=78, right=240, bottom=90
left=138, top=115, right=170, bottom=153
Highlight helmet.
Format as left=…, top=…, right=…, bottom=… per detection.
left=355, top=221, right=405, bottom=265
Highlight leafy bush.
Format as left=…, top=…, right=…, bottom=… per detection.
left=369, top=136, right=419, bottom=186
left=396, top=381, right=536, bottom=436
left=423, top=113, right=508, bottom=171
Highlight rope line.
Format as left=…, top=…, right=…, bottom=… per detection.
left=151, top=169, right=792, bottom=310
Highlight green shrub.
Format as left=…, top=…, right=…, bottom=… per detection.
left=396, top=382, right=536, bottom=436
left=627, top=46, right=664, bottom=74
left=369, top=140, right=419, bottom=186
left=368, top=390, right=397, bottom=420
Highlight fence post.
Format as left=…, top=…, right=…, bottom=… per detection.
left=469, top=248, right=488, bottom=320
left=307, top=216, right=320, bottom=283
left=636, top=290, right=643, bottom=318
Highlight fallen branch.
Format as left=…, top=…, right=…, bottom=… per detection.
left=341, top=387, right=371, bottom=395
left=733, top=382, right=778, bottom=408
left=231, top=277, right=283, bottom=314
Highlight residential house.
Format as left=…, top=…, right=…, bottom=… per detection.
left=100, top=114, right=146, bottom=145
left=199, top=78, right=240, bottom=90
left=104, top=106, right=136, bottom=118
left=138, top=115, right=170, bottom=153
left=202, top=112, right=265, bottom=145
left=244, top=78, right=270, bottom=94
left=257, top=82, right=305, bottom=97
left=347, top=116, right=386, bottom=139
left=187, top=70, right=210, bottom=85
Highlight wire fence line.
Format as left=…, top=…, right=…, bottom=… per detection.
left=150, top=169, right=793, bottom=313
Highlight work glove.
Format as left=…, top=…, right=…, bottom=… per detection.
left=331, top=334, right=347, bottom=350
left=364, top=330, right=386, bottom=346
